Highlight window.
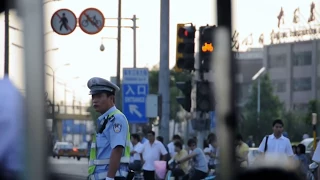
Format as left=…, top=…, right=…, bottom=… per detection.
left=293, top=103, right=308, bottom=112
left=268, top=54, right=286, bottom=68
left=293, top=51, right=312, bottom=66
left=293, top=77, right=312, bottom=91
left=272, top=79, right=286, bottom=93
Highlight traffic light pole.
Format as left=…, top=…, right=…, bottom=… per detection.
left=159, top=0, right=170, bottom=144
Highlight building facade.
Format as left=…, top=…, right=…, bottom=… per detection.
left=264, top=40, right=320, bottom=111
left=236, top=48, right=264, bottom=106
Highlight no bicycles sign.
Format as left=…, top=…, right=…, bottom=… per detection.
left=78, top=8, right=105, bottom=35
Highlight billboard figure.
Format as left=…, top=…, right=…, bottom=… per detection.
left=277, top=7, right=284, bottom=28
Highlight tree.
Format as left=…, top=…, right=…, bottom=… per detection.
left=282, top=111, right=309, bottom=142
left=149, top=65, right=192, bottom=120
left=243, top=74, right=283, bottom=142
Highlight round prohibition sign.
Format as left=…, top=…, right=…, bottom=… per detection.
left=51, top=8, right=77, bottom=35
left=79, top=8, right=105, bottom=35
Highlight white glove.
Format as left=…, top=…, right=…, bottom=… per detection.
left=105, top=177, right=114, bottom=180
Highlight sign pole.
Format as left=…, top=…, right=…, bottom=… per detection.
left=132, top=14, right=137, bottom=133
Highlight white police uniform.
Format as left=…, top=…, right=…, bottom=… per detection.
left=87, top=77, right=129, bottom=180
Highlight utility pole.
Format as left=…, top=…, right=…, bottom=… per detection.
left=20, top=0, right=47, bottom=178
left=4, top=7, right=9, bottom=75
left=159, top=0, right=170, bottom=144
left=116, top=0, right=122, bottom=109
left=131, top=14, right=138, bottom=133
left=52, top=72, right=56, bottom=138
left=133, top=14, right=137, bottom=68
left=214, top=0, right=237, bottom=180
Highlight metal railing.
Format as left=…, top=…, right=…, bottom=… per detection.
left=46, top=105, right=90, bottom=116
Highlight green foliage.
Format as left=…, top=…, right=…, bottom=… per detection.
left=282, top=111, right=309, bottom=142
left=149, top=66, right=192, bottom=120
left=304, top=100, right=319, bottom=124
left=242, top=74, right=283, bottom=141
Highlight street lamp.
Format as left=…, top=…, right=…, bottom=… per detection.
left=45, top=63, right=70, bottom=137
left=252, top=67, right=266, bottom=136
left=100, top=37, right=118, bottom=52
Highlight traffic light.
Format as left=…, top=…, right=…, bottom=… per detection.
left=199, top=25, right=216, bottom=72
left=176, top=80, right=192, bottom=112
left=175, top=24, right=196, bottom=71
left=196, top=81, right=214, bottom=112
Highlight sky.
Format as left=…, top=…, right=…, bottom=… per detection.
left=0, top=0, right=318, bottom=105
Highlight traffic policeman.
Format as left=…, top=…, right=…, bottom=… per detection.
left=87, top=77, right=131, bottom=180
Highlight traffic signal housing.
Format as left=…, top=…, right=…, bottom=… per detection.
left=199, top=25, right=216, bottom=72
left=175, top=24, right=196, bottom=71
left=176, top=80, right=192, bottom=112
left=196, top=81, right=214, bottom=112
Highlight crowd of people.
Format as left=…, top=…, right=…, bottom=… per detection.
left=127, top=130, right=252, bottom=180
left=127, top=119, right=319, bottom=180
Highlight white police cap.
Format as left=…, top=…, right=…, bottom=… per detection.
left=87, top=77, right=120, bottom=95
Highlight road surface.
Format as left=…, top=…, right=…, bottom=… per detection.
left=49, top=157, right=88, bottom=179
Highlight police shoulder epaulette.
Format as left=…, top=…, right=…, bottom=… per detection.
left=108, top=115, right=115, bottom=122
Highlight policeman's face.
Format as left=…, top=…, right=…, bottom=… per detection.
left=272, top=123, right=283, bottom=135
left=92, top=93, right=114, bottom=113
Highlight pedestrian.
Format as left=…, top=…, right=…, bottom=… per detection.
left=138, top=131, right=148, bottom=144
left=127, top=134, right=143, bottom=180
left=258, top=119, right=294, bottom=158
left=157, top=136, right=171, bottom=161
left=177, top=138, right=208, bottom=180
left=235, top=134, right=249, bottom=168
left=167, top=134, right=182, bottom=158
left=292, top=145, right=297, bottom=156
left=295, top=144, right=311, bottom=179
left=140, top=131, right=168, bottom=180
left=87, top=77, right=131, bottom=180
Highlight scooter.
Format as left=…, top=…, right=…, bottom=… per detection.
left=166, top=160, right=216, bottom=180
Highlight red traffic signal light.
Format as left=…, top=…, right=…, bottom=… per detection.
left=178, top=26, right=195, bottom=39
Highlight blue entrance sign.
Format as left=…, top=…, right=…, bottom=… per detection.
left=122, top=68, right=149, bottom=123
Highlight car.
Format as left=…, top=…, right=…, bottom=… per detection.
left=52, top=142, right=74, bottom=159
left=300, top=138, right=320, bottom=155
left=247, top=148, right=259, bottom=166
left=72, top=142, right=89, bottom=161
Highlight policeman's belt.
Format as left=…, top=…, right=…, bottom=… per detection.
left=88, top=170, right=128, bottom=180
left=89, top=157, right=130, bottom=166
